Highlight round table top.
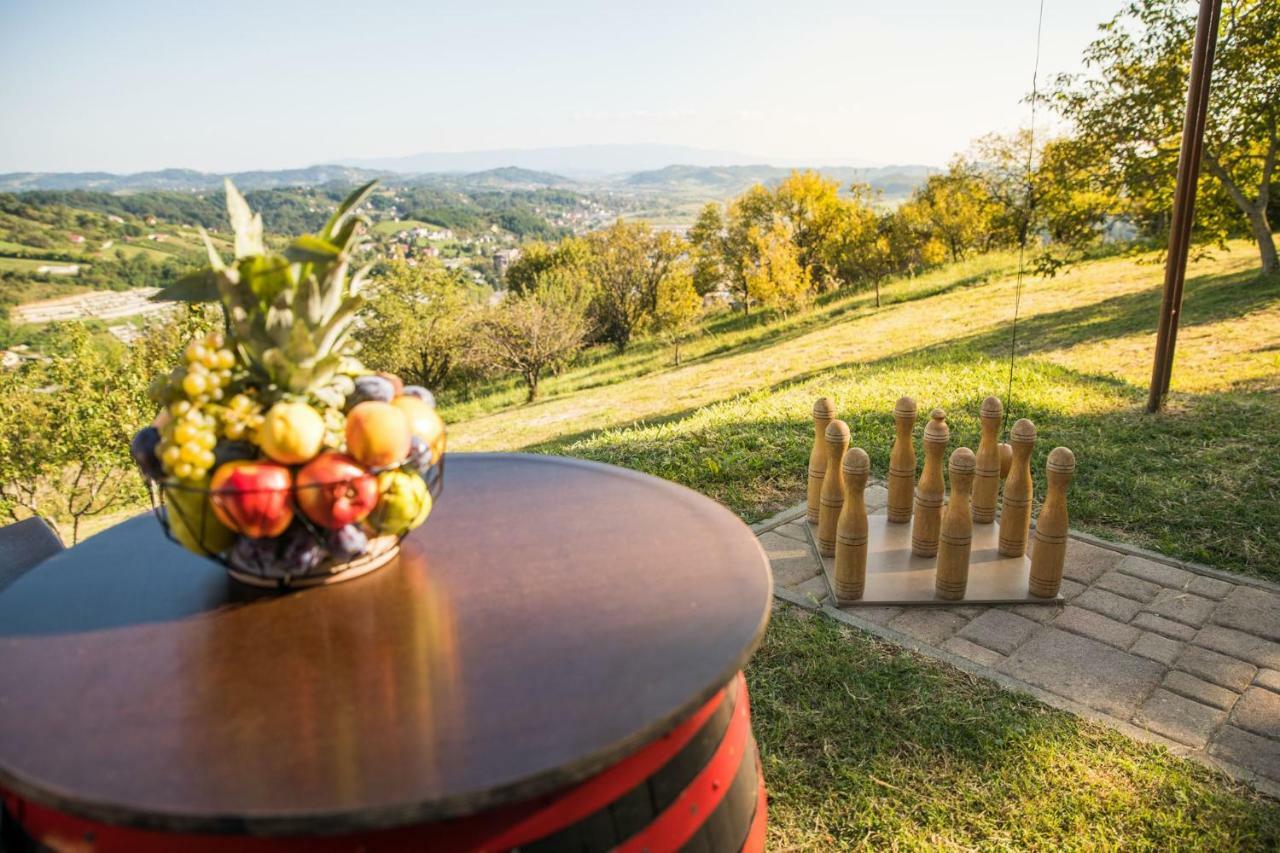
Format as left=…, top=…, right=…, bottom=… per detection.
left=0, top=453, right=771, bottom=835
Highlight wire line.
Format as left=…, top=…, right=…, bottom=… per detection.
left=1005, top=0, right=1046, bottom=429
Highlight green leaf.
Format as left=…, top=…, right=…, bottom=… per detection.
left=285, top=234, right=341, bottom=264
left=197, top=227, right=226, bottom=272
left=224, top=179, right=264, bottom=258
left=299, top=274, right=325, bottom=326
left=330, top=214, right=369, bottom=256
left=321, top=180, right=378, bottom=241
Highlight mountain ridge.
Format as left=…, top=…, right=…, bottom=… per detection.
left=0, top=160, right=937, bottom=199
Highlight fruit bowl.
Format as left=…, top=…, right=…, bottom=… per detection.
left=151, top=450, right=443, bottom=588
left=130, top=180, right=448, bottom=590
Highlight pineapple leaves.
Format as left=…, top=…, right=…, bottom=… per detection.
left=329, top=214, right=368, bottom=255
left=300, top=274, right=325, bottom=326
left=195, top=179, right=372, bottom=400
left=286, top=234, right=341, bottom=264
left=197, top=227, right=226, bottom=272
left=224, top=179, right=265, bottom=258
left=321, top=180, right=378, bottom=242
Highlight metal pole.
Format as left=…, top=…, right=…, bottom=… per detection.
left=1147, top=0, right=1222, bottom=413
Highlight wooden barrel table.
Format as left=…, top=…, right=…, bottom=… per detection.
left=0, top=454, right=773, bottom=852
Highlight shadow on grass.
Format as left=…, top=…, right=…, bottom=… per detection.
left=952, top=265, right=1279, bottom=361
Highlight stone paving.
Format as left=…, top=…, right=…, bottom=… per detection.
left=754, top=487, right=1280, bottom=797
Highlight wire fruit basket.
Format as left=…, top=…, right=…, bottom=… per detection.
left=149, top=450, right=443, bottom=588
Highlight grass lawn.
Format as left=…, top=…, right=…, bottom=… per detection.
left=439, top=240, right=1280, bottom=846
left=445, top=242, right=1280, bottom=581
left=752, top=605, right=1280, bottom=849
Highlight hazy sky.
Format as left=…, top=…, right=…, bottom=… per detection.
left=0, top=0, right=1124, bottom=173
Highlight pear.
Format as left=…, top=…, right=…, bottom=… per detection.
left=165, top=479, right=236, bottom=556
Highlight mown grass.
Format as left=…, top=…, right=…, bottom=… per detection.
left=446, top=241, right=1280, bottom=846
left=447, top=241, right=1280, bottom=580
left=751, top=605, right=1280, bottom=850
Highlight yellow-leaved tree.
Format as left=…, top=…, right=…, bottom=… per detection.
left=743, top=220, right=811, bottom=316
left=651, top=260, right=702, bottom=366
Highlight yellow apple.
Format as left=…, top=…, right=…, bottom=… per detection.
left=258, top=401, right=325, bottom=465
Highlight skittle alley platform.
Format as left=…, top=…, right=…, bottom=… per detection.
left=754, top=492, right=1280, bottom=799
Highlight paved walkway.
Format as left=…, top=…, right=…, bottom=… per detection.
left=753, top=488, right=1280, bottom=797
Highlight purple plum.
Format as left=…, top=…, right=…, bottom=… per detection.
left=327, top=525, right=369, bottom=561
left=130, top=426, right=164, bottom=481
left=347, top=375, right=396, bottom=409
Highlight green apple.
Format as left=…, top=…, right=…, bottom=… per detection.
left=367, top=469, right=432, bottom=535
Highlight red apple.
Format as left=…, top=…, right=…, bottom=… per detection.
left=208, top=459, right=294, bottom=538
left=295, top=452, right=379, bottom=529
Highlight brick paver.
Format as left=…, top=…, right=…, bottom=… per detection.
left=1130, top=632, right=1184, bottom=666
left=1134, top=689, right=1227, bottom=749
left=1095, top=571, right=1161, bottom=603
left=957, top=609, right=1039, bottom=655
left=1162, top=671, right=1238, bottom=711
left=1131, top=612, right=1198, bottom=641
left=1176, top=646, right=1257, bottom=692
left=1144, top=588, right=1216, bottom=628
left=1074, top=587, right=1143, bottom=622
left=1231, top=687, right=1280, bottom=740
left=757, top=497, right=1280, bottom=795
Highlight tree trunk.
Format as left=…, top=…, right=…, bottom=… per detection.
left=525, top=370, right=539, bottom=402
left=1204, top=152, right=1278, bottom=274
left=1245, top=205, right=1278, bottom=274
left=874, top=279, right=881, bottom=308
left=673, top=344, right=681, bottom=366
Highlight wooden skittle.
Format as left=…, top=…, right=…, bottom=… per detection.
left=817, top=419, right=850, bottom=557
left=806, top=397, right=836, bottom=525
left=834, top=447, right=870, bottom=601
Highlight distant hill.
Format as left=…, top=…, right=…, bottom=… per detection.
left=618, top=164, right=937, bottom=199
left=0, top=165, right=391, bottom=193
left=423, top=166, right=576, bottom=188
left=344, top=144, right=780, bottom=178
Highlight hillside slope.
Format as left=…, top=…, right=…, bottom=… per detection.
left=447, top=243, right=1280, bottom=578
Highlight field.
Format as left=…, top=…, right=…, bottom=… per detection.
left=371, top=219, right=436, bottom=236
left=0, top=256, right=63, bottom=273
left=440, top=241, right=1280, bottom=846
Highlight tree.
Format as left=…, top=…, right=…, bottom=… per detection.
left=504, top=237, right=590, bottom=295
left=1049, top=0, right=1279, bottom=272
left=772, top=171, right=847, bottom=288
left=475, top=281, right=590, bottom=402
left=584, top=220, right=687, bottom=352
left=651, top=261, right=702, bottom=365
left=1033, top=136, right=1128, bottom=275
left=968, top=130, right=1040, bottom=249
left=827, top=184, right=889, bottom=304
left=742, top=220, right=811, bottom=316
left=0, top=310, right=215, bottom=543
left=359, top=260, right=480, bottom=391
left=687, top=202, right=727, bottom=295
left=907, top=164, right=999, bottom=262
left=722, top=186, right=779, bottom=314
